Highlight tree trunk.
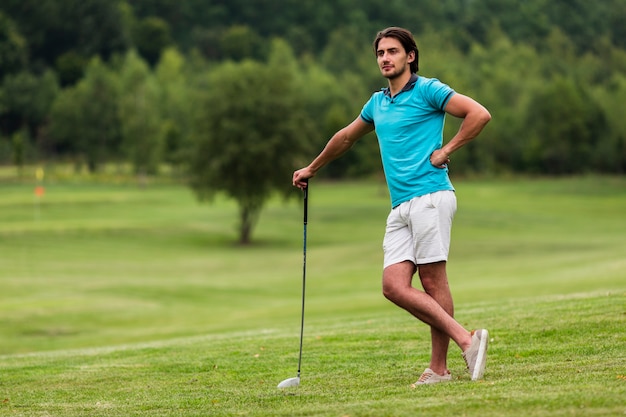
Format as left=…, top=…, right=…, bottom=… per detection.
left=239, top=205, right=252, bottom=245
left=238, top=201, right=263, bottom=245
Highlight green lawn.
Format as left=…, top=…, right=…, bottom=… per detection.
left=0, top=177, right=624, bottom=416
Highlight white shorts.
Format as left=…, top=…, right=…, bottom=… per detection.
left=383, top=190, right=457, bottom=268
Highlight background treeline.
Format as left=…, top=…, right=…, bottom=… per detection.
left=1, top=0, right=626, bottom=178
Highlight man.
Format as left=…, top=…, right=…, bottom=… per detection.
left=292, top=27, right=491, bottom=385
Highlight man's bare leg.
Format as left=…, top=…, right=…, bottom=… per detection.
left=418, top=261, right=454, bottom=375
left=382, top=260, right=471, bottom=375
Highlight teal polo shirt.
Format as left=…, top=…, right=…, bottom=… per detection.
left=360, top=74, right=456, bottom=208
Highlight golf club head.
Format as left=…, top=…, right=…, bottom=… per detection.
left=277, top=376, right=300, bottom=389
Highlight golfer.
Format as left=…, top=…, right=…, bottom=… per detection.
left=292, top=27, right=491, bottom=385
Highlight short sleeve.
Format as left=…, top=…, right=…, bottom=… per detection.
left=422, top=78, right=455, bottom=111
left=360, top=94, right=376, bottom=124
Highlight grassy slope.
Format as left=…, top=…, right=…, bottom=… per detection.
left=0, top=177, right=624, bottom=416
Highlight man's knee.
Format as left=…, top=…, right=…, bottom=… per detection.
left=418, top=261, right=448, bottom=293
left=420, top=275, right=439, bottom=294
left=382, top=277, right=400, bottom=302
left=382, top=261, right=415, bottom=302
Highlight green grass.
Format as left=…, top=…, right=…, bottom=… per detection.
left=0, top=177, right=625, bottom=416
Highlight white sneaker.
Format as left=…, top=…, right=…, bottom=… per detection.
left=411, top=368, right=452, bottom=387
left=462, top=329, right=489, bottom=380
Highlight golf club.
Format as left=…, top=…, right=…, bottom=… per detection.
left=277, top=181, right=308, bottom=389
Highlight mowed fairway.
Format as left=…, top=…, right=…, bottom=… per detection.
left=0, top=177, right=624, bottom=417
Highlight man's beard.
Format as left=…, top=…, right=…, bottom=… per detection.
left=382, top=66, right=406, bottom=80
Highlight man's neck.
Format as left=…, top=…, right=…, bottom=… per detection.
left=387, top=70, right=413, bottom=96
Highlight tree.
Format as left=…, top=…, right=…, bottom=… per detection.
left=0, top=70, right=58, bottom=167
left=297, top=61, right=376, bottom=179
left=48, top=58, right=120, bottom=171
left=0, top=70, right=58, bottom=135
left=54, top=50, right=88, bottom=86
left=0, top=0, right=129, bottom=68
left=523, top=76, right=606, bottom=174
left=220, top=25, right=265, bottom=62
left=448, top=26, right=544, bottom=174
left=0, top=12, right=27, bottom=79
left=117, top=50, right=163, bottom=176
left=154, top=48, right=193, bottom=170
left=133, top=16, right=172, bottom=66
left=188, top=39, right=315, bottom=244
left=591, top=74, right=626, bottom=173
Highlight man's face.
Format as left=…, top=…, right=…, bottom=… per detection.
left=376, top=37, right=414, bottom=80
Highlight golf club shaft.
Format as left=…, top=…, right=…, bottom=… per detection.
left=297, top=182, right=308, bottom=378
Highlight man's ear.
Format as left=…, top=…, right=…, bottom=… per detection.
left=407, top=50, right=416, bottom=64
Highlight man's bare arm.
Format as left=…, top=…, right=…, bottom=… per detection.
left=430, top=94, right=491, bottom=168
left=293, top=117, right=374, bottom=188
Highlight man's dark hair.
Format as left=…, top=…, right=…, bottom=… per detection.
left=373, top=27, right=419, bottom=73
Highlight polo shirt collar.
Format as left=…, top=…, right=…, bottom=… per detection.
left=383, top=73, right=418, bottom=97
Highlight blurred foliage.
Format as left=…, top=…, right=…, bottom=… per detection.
left=0, top=0, right=626, bottom=182
left=47, top=58, right=121, bottom=172
left=188, top=39, right=316, bottom=244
